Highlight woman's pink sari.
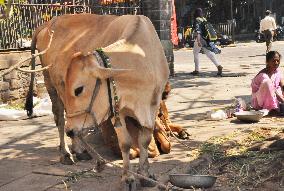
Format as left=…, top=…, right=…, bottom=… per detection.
left=251, top=68, right=283, bottom=110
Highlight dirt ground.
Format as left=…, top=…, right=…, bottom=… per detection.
left=1, top=41, right=284, bottom=191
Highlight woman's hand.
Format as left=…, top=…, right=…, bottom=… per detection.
left=277, top=79, right=284, bottom=102
left=275, top=90, right=284, bottom=103
left=197, top=34, right=202, bottom=47
left=280, top=79, right=284, bottom=90
left=197, top=41, right=202, bottom=47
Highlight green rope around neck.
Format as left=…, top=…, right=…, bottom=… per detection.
left=95, top=48, right=121, bottom=128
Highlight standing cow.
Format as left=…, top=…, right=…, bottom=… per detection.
left=25, top=14, right=169, bottom=189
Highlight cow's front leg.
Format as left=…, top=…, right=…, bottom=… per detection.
left=44, top=74, right=74, bottom=165
left=56, top=114, right=74, bottom=165
left=114, top=116, right=136, bottom=191
left=50, top=93, right=74, bottom=165
left=137, top=127, right=156, bottom=187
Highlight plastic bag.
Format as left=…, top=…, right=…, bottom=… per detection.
left=207, top=110, right=227, bottom=120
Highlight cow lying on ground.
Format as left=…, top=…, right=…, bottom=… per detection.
left=25, top=14, right=169, bottom=189
left=100, top=82, right=190, bottom=159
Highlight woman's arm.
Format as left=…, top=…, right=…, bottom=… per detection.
left=280, top=78, right=284, bottom=90
left=275, top=90, right=284, bottom=103
left=276, top=78, right=284, bottom=102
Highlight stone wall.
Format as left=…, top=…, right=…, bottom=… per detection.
left=143, top=0, right=174, bottom=76
left=0, top=51, right=43, bottom=104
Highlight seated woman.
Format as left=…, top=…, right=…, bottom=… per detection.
left=251, top=51, right=283, bottom=111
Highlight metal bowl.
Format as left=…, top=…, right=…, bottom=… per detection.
left=169, top=174, right=217, bottom=189
left=235, top=111, right=264, bottom=122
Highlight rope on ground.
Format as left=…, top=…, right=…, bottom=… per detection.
left=43, top=132, right=186, bottom=191
left=43, top=167, right=99, bottom=191
left=77, top=136, right=181, bottom=191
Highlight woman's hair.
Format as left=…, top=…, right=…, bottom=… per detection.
left=266, top=51, right=281, bottom=62
left=194, top=8, right=203, bottom=18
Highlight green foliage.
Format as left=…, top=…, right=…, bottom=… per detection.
left=1, top=99, right=39, bottom=110
left=0, top=0, right=6, bottom=9
left=0, top=0, right=13, bottom=19
left=1, top=102, right=25, bottom=110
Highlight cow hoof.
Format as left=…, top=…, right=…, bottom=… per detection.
left=60, top=153, right=74, bottom=165
left=121, top=175, right=136, bottom=191
left=140, top=173, right=157, bottom=187
left=75, top=150, right=92, bottom=161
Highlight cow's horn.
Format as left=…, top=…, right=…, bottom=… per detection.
left=90, top=66, right=132, bottom=79
left=71, top=50, right=131, bottom=79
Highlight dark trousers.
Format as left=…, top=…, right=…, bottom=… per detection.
left=263, top=30, right=273, bottom=52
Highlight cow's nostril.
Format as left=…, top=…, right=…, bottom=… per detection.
left=66, top=130, right=75, bottom=138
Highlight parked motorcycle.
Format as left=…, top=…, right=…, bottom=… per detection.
left=275, top=26, right=284, bottom=41
left=215, top=33, right=233, bottom=46
left=255, top=26, right=284, bottom=42
left=255, top=30, right=265, bottom=43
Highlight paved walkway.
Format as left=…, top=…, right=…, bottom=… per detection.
left=1, top=41, right=284, bottom=191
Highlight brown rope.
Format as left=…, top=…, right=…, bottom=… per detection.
left=17, top=65, right=53, bottom=73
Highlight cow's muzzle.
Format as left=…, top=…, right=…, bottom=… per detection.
left=66, top=129, right=75, bottom=138
left=66, top=128, right=93, bottom=138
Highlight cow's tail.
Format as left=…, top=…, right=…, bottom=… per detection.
left=24, top=32, right=37, bottom=117
left=25, top=22, right=51, bottom=117
left=25, top=18, right=57, bottom=117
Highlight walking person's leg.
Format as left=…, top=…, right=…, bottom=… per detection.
left=264, top=30, right=273, bottom=53
left=192, top=40, right=201, bottom=75
left=203, top=48, right=223, bottom=75
left=267, top=30, right=273, bottom=52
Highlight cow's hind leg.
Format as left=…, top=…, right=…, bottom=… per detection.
left=114, top=115, right=136, bottom=191
left=43, top=73, right=74, bottom=165
left=137, top=127, right=156, bottom=187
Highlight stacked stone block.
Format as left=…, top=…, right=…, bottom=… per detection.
left=0, top=51, right=43, bottom=103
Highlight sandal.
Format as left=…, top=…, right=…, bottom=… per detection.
left=190, top=70, right=200, bottom=76
left=217, top=65, right=223, bottom=76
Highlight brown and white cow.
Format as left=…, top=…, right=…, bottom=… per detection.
left=25, top=14, right=169, bottom=189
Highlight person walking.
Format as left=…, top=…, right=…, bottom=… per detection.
left=191, top=8, right=223, bottom=76
left=260, top=10, right=277, bottom=53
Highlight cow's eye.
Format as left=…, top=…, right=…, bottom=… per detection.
left=74, top=86, right=84, bottom=96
